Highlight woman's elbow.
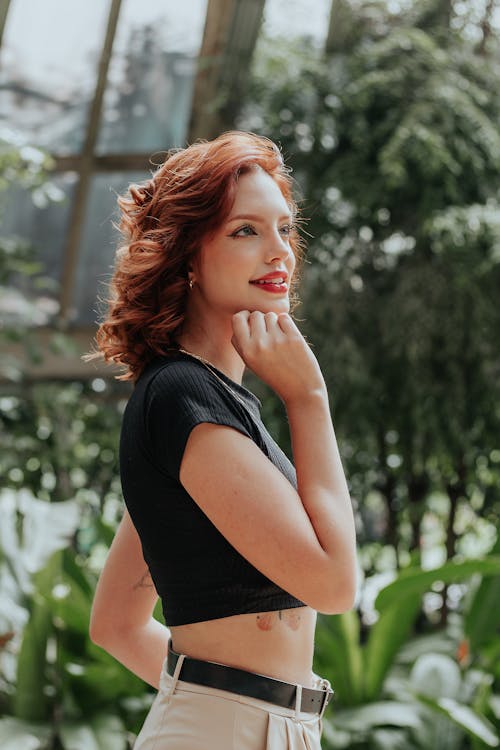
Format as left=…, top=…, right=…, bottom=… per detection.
left=319, top=588, right=356, bottom=615
left=89, top=614, right=108, bottom=648
left=314, top=567, right=357, bottom=615
left=89, top=607, right=121, bottom=649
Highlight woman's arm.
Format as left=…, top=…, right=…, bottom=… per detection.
left=179, top=311, right=357, bottom=614
left=89, top=509, right=170, bottom=688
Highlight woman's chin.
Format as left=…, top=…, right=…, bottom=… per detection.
left=247, top=298, right=290, bottom=315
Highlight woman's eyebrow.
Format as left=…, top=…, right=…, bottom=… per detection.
left=227, top=212, right=293, bottom=223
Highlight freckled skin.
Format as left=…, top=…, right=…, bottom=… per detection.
left=256, top=611, right=302, bottom=632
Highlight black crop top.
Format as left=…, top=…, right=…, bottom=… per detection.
left=119, top=352, right=305, bottom=626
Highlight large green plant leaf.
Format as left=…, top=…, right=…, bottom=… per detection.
left=415, top=694, right=500, bottom=747
left=409, top=653, right=461, bottom=700
left=362, top=592, right=421, bottom=701
left=329, top=700, right=423, bottom=732
left=362, top=557, right=500, bottom=702
left=465, top=538, right=500, bottom=651
left=0, top=491, right=80, bottom=581
left=12, top=597, right=51, bottom=722
left=13, top=555, right=61, bottom=722
left=375, top=558, right=500, bottom=611
left=466, top=573, right=500, bottom=651
left=314, top=610, right=363, bottom=704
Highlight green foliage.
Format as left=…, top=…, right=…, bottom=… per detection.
left=315, top=559, right=500, bottom=749
left=0, top=485, right=152, bottom=747
left=242, top=0, right=500, bottom=581
left=0, top=132, right=69, bottom=380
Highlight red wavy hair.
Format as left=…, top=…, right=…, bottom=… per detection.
left=86, top=131, right=304, bottom=382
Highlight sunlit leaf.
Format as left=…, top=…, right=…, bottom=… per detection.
left=0, top=717, right=50, bottom=750
left=314, top=610, right=363, bottom=704
left=375, top=558, right=500, bottom=611
left=363, top=593, right=421, bottom=701
left=415, top=694, right=500, bottom=747
left=331, top=701, right=423, bottom=732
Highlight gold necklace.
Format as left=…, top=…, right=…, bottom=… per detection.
left=176, top=348, right=250, bottom=410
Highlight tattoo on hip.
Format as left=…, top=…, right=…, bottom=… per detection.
left=256, top=610, right=301, bottom=631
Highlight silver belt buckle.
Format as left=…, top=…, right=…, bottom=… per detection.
left=319, top=684, right=334, bottom=718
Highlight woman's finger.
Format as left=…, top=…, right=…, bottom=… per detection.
left=277, top=313, right=299, bottom=335
left=247, top=310, right=267, bottom=340
left=264, top=311, right=279, bottom=333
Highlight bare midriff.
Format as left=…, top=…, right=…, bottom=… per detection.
left=169, top=606, right=318, bottom=687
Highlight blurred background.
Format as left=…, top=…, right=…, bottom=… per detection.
left=1, top=0, right=500, bottom=748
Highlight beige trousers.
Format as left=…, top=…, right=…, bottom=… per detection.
left=133, top=651, right=331, bottom=749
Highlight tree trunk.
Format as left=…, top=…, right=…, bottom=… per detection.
left=441, top=455, right=466, bottom=624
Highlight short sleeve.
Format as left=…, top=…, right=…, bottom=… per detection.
left=144, top=361, right=256, bottom=480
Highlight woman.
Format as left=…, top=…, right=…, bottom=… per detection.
left=88, top=131, right=357, bottom=749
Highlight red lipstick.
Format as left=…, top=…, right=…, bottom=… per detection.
left=250, top=271, right=288, bottom=294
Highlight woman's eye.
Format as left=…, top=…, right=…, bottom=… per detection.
left=280, top=224, right=292, bottom=236
left=232, top=225, right=256, bottom=237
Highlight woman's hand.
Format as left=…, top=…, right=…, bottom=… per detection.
left=231, top=311, right=326, bottom=404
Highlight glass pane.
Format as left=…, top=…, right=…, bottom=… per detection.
left=97, top=0, right=208, bottom=154
left=0, top=172, right=77, bottom=326
left=72, top=171, right=146, bottom=326
left=0, top=0, right=111, bottom=154
left=261, top=0, right=331, bottom=46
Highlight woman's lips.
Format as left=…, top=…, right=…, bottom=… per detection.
left=250, top=272, right=288, bottom=293
left=250, top=278, right=288, bottom=294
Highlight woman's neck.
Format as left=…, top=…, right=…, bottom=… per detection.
left=177, top=327, right=245, bottom=385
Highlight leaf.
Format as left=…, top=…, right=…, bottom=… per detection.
left=415, top=694, right=500, bottom=747
left=375, top=558, right=500, bottom=611
left=372, top=728, right=414, bottom=750
left=363, top=592, right=421, bottom=701
left=13, top=597, right=51, bottom=722
left=314, top=610, right=364, bottom=704
left=59, top=724, right=99, bottom=750
left=0, top=717, right=50, bottom=750
left=465, top=537, right=500, bottom=651
left=91, top=715, right=127, bottom=750
left=0, top=490, right=80, bottom=589
left=409, top=653, right=462, bottom=700
left=331, top=701, right=423, bottom=732
left=62, top=546, right=94, bottom=598
left=490, top=695, right=500, bottom=720
left=51, top=559, right=92, bottom=636
left=19, top=494, right=80, bottom=575
left=13, top=553, right=62, bottom=722
left=397, top=631, right=456, bottom=664
left=59, top=716, right=126, bottom=750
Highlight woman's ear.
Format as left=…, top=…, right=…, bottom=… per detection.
left=187, top=256, right=201, bottom=288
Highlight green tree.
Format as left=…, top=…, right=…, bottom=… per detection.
left=240, top=0, right=500, bottom=576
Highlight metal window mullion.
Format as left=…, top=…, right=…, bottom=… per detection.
left=189, top=0, right=265, bottom=141
left=59, top=0, right=122, bottom=325
left=0, top=0, right=12, bottom=49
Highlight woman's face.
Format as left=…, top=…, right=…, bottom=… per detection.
left=191, top=168, right=296, bottom=320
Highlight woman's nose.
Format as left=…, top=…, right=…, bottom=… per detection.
left=266, top=230, right=291, bottom=262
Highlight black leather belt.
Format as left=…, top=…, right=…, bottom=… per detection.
left=166, top=639, right=333, bottom=716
